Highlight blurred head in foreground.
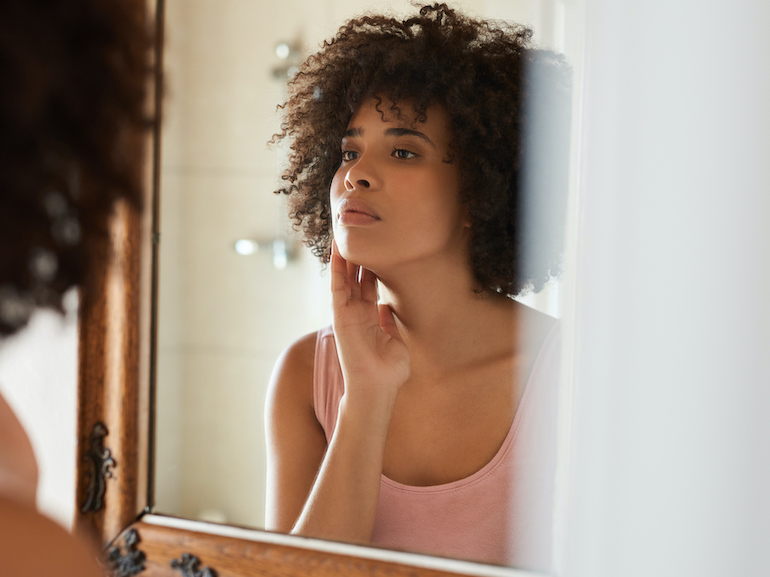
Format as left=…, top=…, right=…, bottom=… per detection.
left=0, top=0, right=153, bottom=337
left=0, top=2, right=153, bottom=573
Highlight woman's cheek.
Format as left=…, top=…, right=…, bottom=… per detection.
left=329, top=177, right=343, bottom=226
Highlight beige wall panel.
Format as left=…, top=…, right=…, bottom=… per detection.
left=158, top=172, right=184, bottom=349
left=176, top=172, right=330, bottom=352
left=164, top=0, right=328, bottom=173
left=158, top=0, right=188, bottom=171
left=178, top=351, right=277, bottom=527
left=154, top=348, right=183, bottom=513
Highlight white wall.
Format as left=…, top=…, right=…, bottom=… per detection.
left=562, top=0, right=770, bottom=575
left=0, top=293, right=79, bottom=530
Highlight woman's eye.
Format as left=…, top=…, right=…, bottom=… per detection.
left=341, top=150, right=359, bottom=162
left=393, top=148, right=417, bottom=160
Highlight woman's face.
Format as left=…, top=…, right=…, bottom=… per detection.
left=330, top=99, right=469, bottom=276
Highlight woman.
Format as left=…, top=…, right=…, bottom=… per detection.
left=265, top=3, right=571, bottom=569
left=0, top=0, right=151, bottom=573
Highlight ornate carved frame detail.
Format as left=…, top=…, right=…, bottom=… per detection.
left=107, top=528, right=146, bottom=577
left=74, top=0, right=158, bottom=550
left=72, top=1, right=524, bottom=576
left=171, top=552, right=217, bottom=577
left=81, top=422, right=117, bottom=513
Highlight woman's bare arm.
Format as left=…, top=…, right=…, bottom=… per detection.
left=264, top=331, right=327, bottom=533
left=264, top=243, right=409, bottom=543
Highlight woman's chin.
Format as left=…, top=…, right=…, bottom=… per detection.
left=335, top=236, right=374, bottom=267
left=340, top=250, right=373, bottom=270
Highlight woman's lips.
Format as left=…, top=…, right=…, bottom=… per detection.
left=337, top=198, right=381, bottom=226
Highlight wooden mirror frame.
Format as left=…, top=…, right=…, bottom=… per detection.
left=72, top=1, right=540, bottom=575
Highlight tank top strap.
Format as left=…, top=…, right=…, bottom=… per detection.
left=313, top=325, right=343, bottom=442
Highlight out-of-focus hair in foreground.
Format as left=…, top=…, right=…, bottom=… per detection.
left=0, top=0, right=155, bottom=337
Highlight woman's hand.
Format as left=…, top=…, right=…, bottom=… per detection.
left=266, top=242, right=409, bottom=542
left=330, top=241, right=410, bottom=401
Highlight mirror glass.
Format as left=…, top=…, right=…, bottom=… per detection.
left=154, top=0, right=580, bottom=568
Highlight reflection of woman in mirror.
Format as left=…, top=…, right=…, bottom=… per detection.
left=0, top=0, right=150, bottom=573
left=266, top=3, right=570, bottom=569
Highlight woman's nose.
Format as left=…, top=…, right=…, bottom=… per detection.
left=344, top=156, right=379, bottom=191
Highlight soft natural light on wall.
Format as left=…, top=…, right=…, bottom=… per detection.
left=234, top=238, right=294, bottom=270
left=562, top=1, right=770, bottom=576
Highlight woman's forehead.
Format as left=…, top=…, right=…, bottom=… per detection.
left=346, top=98, right=452, bottom=141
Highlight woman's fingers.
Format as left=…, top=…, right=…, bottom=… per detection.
left=360, top=267, right=378, bottom=303
left=331, top=241, right=382, bottom=344
left=330, top=241, right=351, bottom=308
left=346, top=259, right=361, bottom=300
left=331, top=240, right=377, bottom=305
left=378, top=303, right=404, bottom=344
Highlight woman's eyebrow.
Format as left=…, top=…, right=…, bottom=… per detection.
left=343, top=126, right=436, bottom=148
left=385, top=127, right=436, bottom=148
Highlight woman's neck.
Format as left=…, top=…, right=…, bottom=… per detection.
left=375, top=257, right=519, bottom=378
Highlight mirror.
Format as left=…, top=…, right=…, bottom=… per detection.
left=153, top=0, right=581, bottom=569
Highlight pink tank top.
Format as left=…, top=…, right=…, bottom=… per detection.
left=313, top=323, right=561, bottom=569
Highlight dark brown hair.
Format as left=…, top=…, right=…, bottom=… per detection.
left=274, top=3, right=571, bottom=296
left=0, top=0, right=153, bottom=336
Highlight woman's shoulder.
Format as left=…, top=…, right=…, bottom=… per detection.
left=270, top=330, right=320, bottom=393
left=267, top=326, right=339, bottom=408
left=266, top=330, right=324, bottom=437
left=0, top=497, right=104, bottom=577
left=0, top=393, right=38, bottom=506
left=282, top=330, right=319, bottom=364
left=483, top=295, right=558, bottom=345
left=515, top=302, right=559, bottom=356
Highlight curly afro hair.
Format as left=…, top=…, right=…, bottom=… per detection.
left=274, top=3, right=571, bottom=296
left=0, top=0, right=154, bottom=336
